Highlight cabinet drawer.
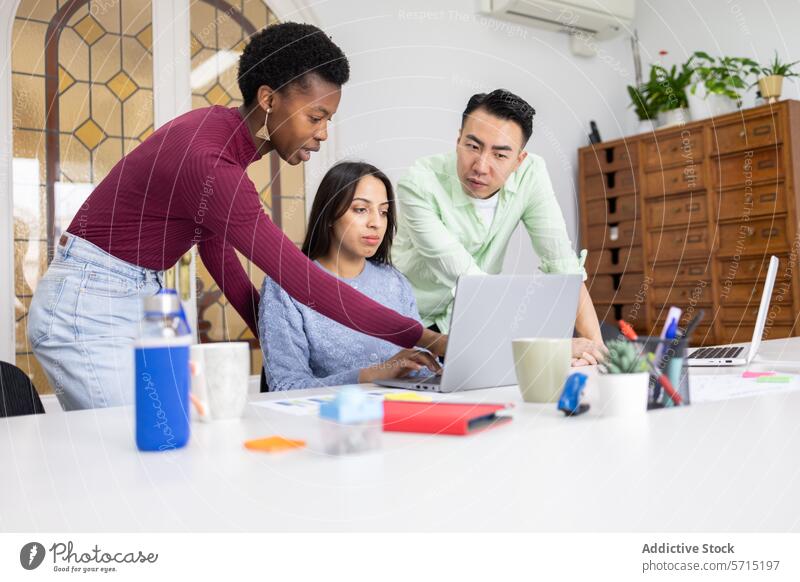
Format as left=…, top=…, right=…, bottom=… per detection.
left=645, top=193, right=707, bottom=228
left=722, top=304, right=794, bottom=324
left=584, top=173, right=607, bottom=199
left=584, top=247, right=644, bottom=274
left=718, top=182, right=787, bottom=221
left=588, top=273, right=646, bottom=302
left=581, top=144, right=639, bottom=176
left=581, top=150, right=604, bottom=176
left=720, top=282, right=762, bottom=304
left=717, top=217, right=789, bottom=256
left=648, top=225, right=712, bottom=261
left=617, top=274, right=646, bottom=301
left=644, top=130, right=704, bottom=169
left=719, top=323, right=793, bottom=344
left=586, top=220, right=641, bottom=250
left=713, top=148, right=783, bottom=189
left=713, top=113, right=781, bottom=154
left=588, top=275, right=615, bottom=297
left=585, top=194, right=638, bottom=225
left=650, top=260, right=711, bottom=285
left=717, top=254, right=790, bottom=283
left=651, top=283, right=713, bottom=305
left=608, top=144, right=638, bottom=169
left=645, top=163, right=704, bottom=196
left=584, top=168, right=637, bottom=200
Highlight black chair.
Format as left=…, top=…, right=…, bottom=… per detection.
left=0, top=361, right=45, bottom=417
left=260, top=367, right=269, bottom=393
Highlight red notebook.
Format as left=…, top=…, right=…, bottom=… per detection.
left=382, top=401, right=513, bottom=436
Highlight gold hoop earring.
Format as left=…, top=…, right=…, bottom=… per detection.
left=255, top=108, right=272, bottom=141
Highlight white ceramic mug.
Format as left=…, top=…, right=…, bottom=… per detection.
left=511, top=338, right=572, bottom=403
left=190, top=342, right=250, bottom=421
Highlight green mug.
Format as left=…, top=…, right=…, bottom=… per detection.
left=512, top=338, right=572, bottom=403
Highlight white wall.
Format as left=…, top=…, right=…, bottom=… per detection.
left=634, top=0, right=800, bottom=108
left=310, top=0, right=635, bottom=274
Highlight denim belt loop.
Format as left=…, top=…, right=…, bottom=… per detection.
left=58, top=233, right=76, bottom=258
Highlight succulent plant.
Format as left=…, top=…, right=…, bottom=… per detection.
left=599, top=340, right=647, bottom=374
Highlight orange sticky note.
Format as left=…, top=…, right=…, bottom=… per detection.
left=244, top=436, right=305, bottom=453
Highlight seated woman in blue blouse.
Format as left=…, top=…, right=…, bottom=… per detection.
left=259, top=161, right=441, bottom=390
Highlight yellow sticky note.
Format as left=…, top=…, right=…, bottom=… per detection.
left=384, top=392, right=433, bottom=402
left=244, top=436, right=305, bottom=453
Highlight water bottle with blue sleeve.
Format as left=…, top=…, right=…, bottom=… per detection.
left=135, top=289, right=192, bottom=451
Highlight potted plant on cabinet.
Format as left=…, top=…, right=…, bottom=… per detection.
left=689, top=51, right=759, bottom=117
left=648, top=60, right=694, bottom=128
left=626, top=83, right=657, bottom=134
left=757, top=51, right=799, bottom=103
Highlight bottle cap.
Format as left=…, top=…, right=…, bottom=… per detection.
left=143, top=289, right=181, bottom=314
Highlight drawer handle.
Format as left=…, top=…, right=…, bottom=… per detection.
left=686, top=202, right=700, bottom=211
left=757, top=159, right=776, bottom=169
left=759, top=192, right=777, bottom=203
left=688, top=266, right=704, bottom=275
left=744, top=227, right=755, bottom=237
left=687, top=234, right=702, bottom=243
left=738, top=130, right=746, bottom=138
left=753, top=125, right=772, bottom=136
left=761, top=227, right=779, bottom=238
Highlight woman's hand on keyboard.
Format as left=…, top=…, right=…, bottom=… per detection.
left=358, top=349, right=443, bottom=383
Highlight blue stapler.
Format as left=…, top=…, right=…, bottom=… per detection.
left=557, top=373, right=590, bottom=416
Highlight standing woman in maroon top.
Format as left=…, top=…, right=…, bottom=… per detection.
left=28, top=23, right=446, bottom=411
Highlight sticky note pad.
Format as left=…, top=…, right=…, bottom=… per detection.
left=756, top=375, right=791, bottom=384
left=742, top=371, right=776, bottom=379
left=244, top=436, right=305, bottom=453
left=384, top=392, right=433, bottom=402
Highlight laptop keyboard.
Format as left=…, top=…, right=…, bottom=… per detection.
left=690, top=346, right=745, bottom=360
left=389, top=375, right=441, bottom=387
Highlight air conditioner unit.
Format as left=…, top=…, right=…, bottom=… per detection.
left=481, top=0, right=635, bottom=41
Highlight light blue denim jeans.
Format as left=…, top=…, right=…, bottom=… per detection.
left=28, top=233, right=165, bottom=411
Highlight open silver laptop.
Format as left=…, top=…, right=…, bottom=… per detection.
left=688, top=255, right=779, bottom=366
left=375, top=273, right=581, bottom=392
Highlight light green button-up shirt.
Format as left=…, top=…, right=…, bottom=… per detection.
left=392, top=151, right=587, bottom=333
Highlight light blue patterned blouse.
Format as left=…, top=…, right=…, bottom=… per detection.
left=258, top=260, right=423, bottom=391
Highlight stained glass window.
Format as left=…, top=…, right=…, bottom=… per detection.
left=12, top=0, right=154, bottom=393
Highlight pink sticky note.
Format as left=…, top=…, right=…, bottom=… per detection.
left=742, top=371, right=776, bottom=379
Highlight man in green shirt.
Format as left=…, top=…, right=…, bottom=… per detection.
left=393, top=89, right=604, bottom=365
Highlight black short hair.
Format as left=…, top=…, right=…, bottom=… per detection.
left=238, top=22, right=350, bottom=106
left=302, top=162, right=396, bottom=266
left=462, top=89, right=535, bottom=145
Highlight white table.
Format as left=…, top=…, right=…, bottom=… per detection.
left=2, top=338, right=800, bottom=532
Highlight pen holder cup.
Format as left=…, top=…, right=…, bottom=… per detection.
left=637, top=336, right=691, bottom=408
left=318, top=418, right=383, bottom=456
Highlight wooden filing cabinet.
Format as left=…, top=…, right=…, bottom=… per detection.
left=578, top=100, right=800, bottom=346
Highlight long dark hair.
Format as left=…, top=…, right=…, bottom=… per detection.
left=302, top=162, right=396, bottom=265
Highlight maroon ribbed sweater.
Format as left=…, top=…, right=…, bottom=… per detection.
left=67, top=105, right=423, bottom=348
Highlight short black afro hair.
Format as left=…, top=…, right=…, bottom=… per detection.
left=462, top=89, right=535, bottom=145
left=238, top=22, right=350, bottom=106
